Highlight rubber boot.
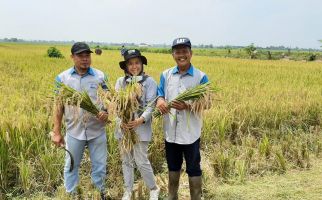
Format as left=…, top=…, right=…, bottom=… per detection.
left=189, top=176, right=202, bottom=200
left=167, top=171, right=180, bottom=200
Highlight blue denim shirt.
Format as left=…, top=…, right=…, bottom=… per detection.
left=55, top=67, right=108, bottom=141
left=114, top=76, right=157, bottom=141
left=157, top=65, right=209, bottom=144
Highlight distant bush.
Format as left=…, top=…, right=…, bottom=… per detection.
left=47, top=47, right=64, bottom=58
left=267, top=51, right=272, bottom=60
left=244, top=44, right=257, bottom=59
left=306, top=54, right=317, bottom=61
left=95, top=48, right=102, bottom=55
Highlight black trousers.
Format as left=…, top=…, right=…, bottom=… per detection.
left=165, top=138, right=202, bottom=177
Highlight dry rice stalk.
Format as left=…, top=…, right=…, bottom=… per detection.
left=99, top=80, right=143, bottom=153
left=117, top=82, right=142, bottom=153
left=54, top=82, right=100, bottom=118
left=97, top=86, right=117, bottom=116
left=190, top=85, right=216, bottom=117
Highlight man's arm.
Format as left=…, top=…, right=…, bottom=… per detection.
left=156, top=73, right=170, bottom=114
left=52, top=104, right=65, bottom=147
left=52, top=75, right=65, bottom=146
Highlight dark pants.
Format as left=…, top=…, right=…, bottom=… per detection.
left=165, top=138, right=202, bottom=177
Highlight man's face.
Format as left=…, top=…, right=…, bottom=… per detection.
left=71, top=52, right=91, bottom=70
left=172, top=45, right=192, bottom=67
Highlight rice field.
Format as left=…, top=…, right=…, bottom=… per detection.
left=0, top=43, right=321, bottom=199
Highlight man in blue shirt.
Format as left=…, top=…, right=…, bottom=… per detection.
left=156, top=37, right=208, bottom=200
left=51, top=42, right=109, bottom=199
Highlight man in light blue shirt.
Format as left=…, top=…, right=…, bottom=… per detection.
left=51, top=42, right=109, bottom=199
left=156, top=37, right=208, bottom=200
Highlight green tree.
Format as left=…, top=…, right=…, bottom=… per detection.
left=47, top=47, right=64, bottom=58
left=244, top=43, right=257, bottom=59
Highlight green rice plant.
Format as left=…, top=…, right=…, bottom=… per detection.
left=105, top=125, right=123, bottom=192
left=0, top=130, right=10, bottom=189
left=217, top=117, right=230, bottom=144
left=149, top=117, right=166, bottom=173
left=212, top=149, right=235, bottom=180
left=38, top=147, right=64, bottom=190
left=314, top=141, right=322, bottom=157
left=18, top=153, right=33, bottom=194
left=245, top=147, right=255, bottom=163
left=259, top=135, right=271, bottom=158
left=236, top=160, right=247, bottom=183
left=301, top=143, right=310, bottom=168
left=274, top=150, right=287, bottom=173
left=153, top=82, right=218, bottom=117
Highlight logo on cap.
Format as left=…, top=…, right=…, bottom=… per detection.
left=176, top=38, right=186, bottom=44
left=128, top=49, right=136, bottom=54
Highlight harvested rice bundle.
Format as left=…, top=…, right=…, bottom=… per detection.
left=100, top=80, right=142, bottom=153
left=153, top=82, right=217, bottom=117
left=54, top=81, right=100, bottom=116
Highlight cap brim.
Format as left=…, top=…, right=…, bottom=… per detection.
left=74, top=49, right=93, bottom=54
left=172, top=44, right=191, bottom=49
left=140, top=56, right=147, bottom=65
left=119, top=55, right=147, bottom=70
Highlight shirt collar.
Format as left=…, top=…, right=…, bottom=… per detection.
left=69, top=67, right=95, bottom=76
left=172, top=65, right=194, bottom=76
left=125, top=75, right=144, bottom=83
left=124, top=72, right=146, bottom=84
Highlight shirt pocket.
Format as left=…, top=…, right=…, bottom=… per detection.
left=181, top=76, right=197, bottom=90
left=85, top=82, right=98, bottom=99
left=166, top=79, right=179, bottom=101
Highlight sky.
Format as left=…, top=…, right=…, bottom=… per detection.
left=1, top=0, right=322, bottom=48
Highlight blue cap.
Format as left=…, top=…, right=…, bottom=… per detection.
left=172, top=37, right=191, bottom=49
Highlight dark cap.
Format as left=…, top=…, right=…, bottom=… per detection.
left=119, top=49, right=147, bottom=70
left=71, top=42, right=93, bottom=54
left=172, top=37, right=191, bottom=49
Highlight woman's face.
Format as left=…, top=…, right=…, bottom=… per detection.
left=126, top=57, right=143, bottom=76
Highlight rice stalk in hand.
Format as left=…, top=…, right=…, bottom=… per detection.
left=153, top=82, right=218, bottom=117
left=100, top=81, right=142, bottom=153
left=55, top=82, right=100, bottom=116
left=117, top=82, right=142, bottom=153
left=97, top=85, right=117, bottom=117
left=190, top=85, right=217, bottom=116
